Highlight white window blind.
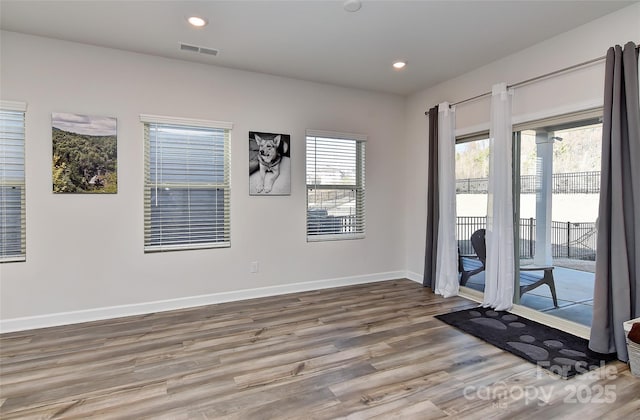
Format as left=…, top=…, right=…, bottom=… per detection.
left=0, top=102, right=27, bottom=262
left=142, top=115, right=231, bottom=252
left=306, top=130, right=365, bottom=241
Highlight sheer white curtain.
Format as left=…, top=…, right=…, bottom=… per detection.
left=483, top=83, right=515, bottom=310
left=434, top=102, right=459, bottom=297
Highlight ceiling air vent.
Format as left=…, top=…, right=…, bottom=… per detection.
left=199, top=47, right=218, bottom=56
left=180, top=43, right=218, bottom=56
left=180, top=43, right=199, bottom=52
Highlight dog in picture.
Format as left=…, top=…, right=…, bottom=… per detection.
left=255, top=133, right=282, bottom=193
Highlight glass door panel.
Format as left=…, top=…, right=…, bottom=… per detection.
left=514, top=118, right=601, bottom=326
left=455, top=138, right=489, bottom=294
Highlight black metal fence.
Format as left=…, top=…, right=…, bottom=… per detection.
left=457, top=216, right=597, bottom=261
left=456, top=171, right=600, bottom=194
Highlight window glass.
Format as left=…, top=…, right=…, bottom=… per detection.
left=144, top=121, right=230, bottom=252
left=306, top=132, right=365, bottom=241
left=0, top=107, right=26, bottom=262
left=455, top=138, right=489, bottom=255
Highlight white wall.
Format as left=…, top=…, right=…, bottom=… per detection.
left=403, top=3, right=640, bottom=278
left=2, top=3, right=639, bottom=329
left=0, top=31, right=407, bottom=326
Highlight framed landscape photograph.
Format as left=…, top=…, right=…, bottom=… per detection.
left=249, top=131, right=291, bottom=195
left=52, top=112, right=117, bottom=194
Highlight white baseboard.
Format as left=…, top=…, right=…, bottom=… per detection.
left=0, top=271, right=407, bottom=333
left=404, top=271, right=423, bottom=284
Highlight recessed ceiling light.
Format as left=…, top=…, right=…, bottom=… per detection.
left=187, top=16, right=208, bottom=27
left=393, top=61, right=407, bottom=70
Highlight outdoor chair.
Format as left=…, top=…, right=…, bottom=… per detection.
left=458, top=229, right=487, bottom=286
left=458, top=228, right=559, bottom=307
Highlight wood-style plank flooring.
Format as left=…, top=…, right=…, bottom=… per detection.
left=1, top=279, right=638, bottom=419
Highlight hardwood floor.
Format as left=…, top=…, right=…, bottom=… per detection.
left=1, top=279, right=638, bottom=419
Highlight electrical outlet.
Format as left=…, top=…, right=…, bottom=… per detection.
left=250, top=261, right=259, bottom=273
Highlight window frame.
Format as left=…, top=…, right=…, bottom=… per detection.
left=305, top=129, right=366, bottom=242
left=141, top=114, right=232, bottom=253
left=0, top=101, right=27, bottom=263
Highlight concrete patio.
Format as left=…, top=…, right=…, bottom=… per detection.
left=462, top=260, right=595, bottom=326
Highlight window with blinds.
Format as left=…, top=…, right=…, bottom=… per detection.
left=306, top=130, right=365, bottom=241
left=0, top=102, right=26, bottom=263
left=141, top=115, right=231, bottom=252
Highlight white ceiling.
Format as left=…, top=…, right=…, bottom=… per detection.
left=0, top=0, right=634, bottom=96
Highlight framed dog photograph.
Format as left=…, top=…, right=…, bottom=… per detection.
left=249, top=131, right=291, bottom=195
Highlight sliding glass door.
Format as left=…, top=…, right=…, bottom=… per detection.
left=513, top=113, right=602, bottom=326
left=455, top=136, right=489, bottom=293
left=456, top=111, right=602, bottom=327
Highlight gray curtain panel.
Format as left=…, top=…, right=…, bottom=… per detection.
left=589, top=42, right=640, bottom=361
left=424, top=106, right=439, bottom=289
